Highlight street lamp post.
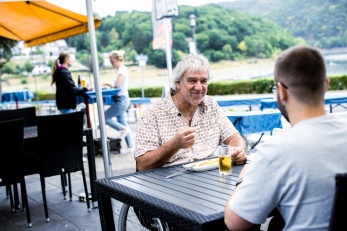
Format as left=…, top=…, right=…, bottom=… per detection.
left=189, top=14, right=196, bottom=53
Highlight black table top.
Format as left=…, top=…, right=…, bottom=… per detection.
left=96, top=163, right=243, bottom=231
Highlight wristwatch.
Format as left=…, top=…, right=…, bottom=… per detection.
left=236, top=178, right=243, bottom=186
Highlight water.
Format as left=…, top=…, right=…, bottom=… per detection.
left=324, top=53, right=347, bottom=76
left=242, top=52, right=347, bottom=81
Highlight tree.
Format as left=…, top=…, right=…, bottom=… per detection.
left=23, top=60, right=34, bottom=73
left=173, top=32, right=189, bottom=53
left=2, top=61, right=16, bottom=74
left=66, top=4, right=302, bottom=68
left=77, top=52, right=104, bottom=72
left=0, top=36, right=17, bottom=61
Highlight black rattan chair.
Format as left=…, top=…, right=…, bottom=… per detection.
left=0, top=106, right=36, bottom=127
left=0, top=106, right=38, bottom=210
left=328, top=173, right=347, bottom=231
left=36, top=111, right=90, bottom=222
left=0, top=119, right=32, bottom=227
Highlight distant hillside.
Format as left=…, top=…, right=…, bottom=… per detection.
left=66, top=4, right=302, bottom=68
left=220, top=0, right=347, bottom=49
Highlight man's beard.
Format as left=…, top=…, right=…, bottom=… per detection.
left=277, top=92, right=290, bottom=123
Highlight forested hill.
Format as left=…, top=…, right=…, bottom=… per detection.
left=220, top=0, right=347, bottom=49
left=67, top=4, right=302, bottom=68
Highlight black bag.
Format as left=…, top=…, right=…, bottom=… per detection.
left=94, top=137, right=121, bottom=155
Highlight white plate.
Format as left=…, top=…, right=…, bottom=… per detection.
left=183, top=158, right=219, bottom=172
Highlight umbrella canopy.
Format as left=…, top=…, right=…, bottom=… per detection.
left=0, top=0, right=102, bottom=47
left=0, top=0, right=111, bottom=178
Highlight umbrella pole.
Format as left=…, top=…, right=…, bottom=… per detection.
left=85, top=0, right=112, bottom=179
left=30, top=49, right=39, bottom=111
left=164, top=18, right=172, bottom=83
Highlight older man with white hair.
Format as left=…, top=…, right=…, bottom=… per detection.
left=135, top=53, right=247, bottom=171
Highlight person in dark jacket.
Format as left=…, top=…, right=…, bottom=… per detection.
left=51, top=51, right=93, bottom=114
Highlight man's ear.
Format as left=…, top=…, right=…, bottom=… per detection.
left=176, top=81, right=181, bottom=90
left=278, top=82, right=288, bottom=103
left=325, top=77, right=330, bottom=92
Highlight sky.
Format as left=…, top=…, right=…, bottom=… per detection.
left=48, top=0, right=236, bottom=17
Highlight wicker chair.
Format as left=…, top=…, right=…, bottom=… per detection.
left=0, top=119, right=32, bottom=227
left=0, top=106, right=38, bottom=213
left=329, top=173, right=347, bottom=231
left=36, top=111, right=90, bottom=222
left=0, top=106, right=36, bottom=127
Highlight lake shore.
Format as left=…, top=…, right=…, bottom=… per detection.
left=1, top=58, right=276, bottom=93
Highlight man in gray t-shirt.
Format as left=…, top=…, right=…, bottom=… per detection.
left=224, top=45, right=347, bottom=230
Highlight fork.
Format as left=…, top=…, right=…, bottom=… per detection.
left=165, top=168, right=189, bottom=179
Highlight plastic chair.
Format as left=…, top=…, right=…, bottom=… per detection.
left=36, top=111, right=91, bottom=222
left=328, top=173, right=347, bottom=231
left=0, top=119, right=32, bottom=227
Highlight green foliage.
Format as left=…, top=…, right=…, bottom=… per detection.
left=20, top=78, right=27, bottom=84
left=36, top=74, right=347, bottom=99
left=36, top=92, right=56, bottom=100
left=48, top=60, right=54, bottom=69
left=128, top=86, right=163, bottom=98
left=222, top=0, right=347, bottom=49
left=0, top=36, right=17, bottom=61
left=1, top=61, right=16, bottom=74
left=65, top=4, right=301, bottom=68
left=23, top=60, right=34, bottom=73
left=207, top=78, right=273, bottom=95
left=76, top=52, right=104, bottom=71
left=329, top=75, right=347, bottom=90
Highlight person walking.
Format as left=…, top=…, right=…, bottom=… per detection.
left=103, top=50, right=133, bottom=153
left=52, top=51, right=92, bottom=114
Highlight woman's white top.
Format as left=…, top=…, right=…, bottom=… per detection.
left=113, top=64, right=129, bottom=97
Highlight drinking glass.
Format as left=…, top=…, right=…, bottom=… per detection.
left=80, top=77, right=86, bottom=88
left=218, top=145, right=233, bottom=176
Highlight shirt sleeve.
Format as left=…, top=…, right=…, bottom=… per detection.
left=62, top=71, right=86, bottom=95
left=134, top=106, right=161, bottom=158
left=228, top=141, right=281, bottom=224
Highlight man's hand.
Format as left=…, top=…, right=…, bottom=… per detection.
left=232, top=146, right=247, bottom=165
left=173, top=127, right=198, bottom=149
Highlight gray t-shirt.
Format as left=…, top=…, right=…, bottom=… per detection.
left=229, top=114, right=347, bottom=230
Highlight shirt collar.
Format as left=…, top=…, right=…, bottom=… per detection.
left=161, top=89, right=208, bottom=115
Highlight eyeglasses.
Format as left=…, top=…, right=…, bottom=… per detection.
left=272, top=82, right=288, bottom=95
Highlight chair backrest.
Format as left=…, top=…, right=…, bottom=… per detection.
left=0, top=107, right=36, bottom=127
left=328, top=173, right=347, bottom=231
left=0, top=118, right=25, bottom=184
left=36, top=111, right=85, bottom=177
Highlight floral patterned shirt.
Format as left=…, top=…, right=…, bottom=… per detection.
left=135, top=94, right=239, bottom=166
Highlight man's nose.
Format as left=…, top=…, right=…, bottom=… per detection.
left=195, top=82, right=203, bottom=90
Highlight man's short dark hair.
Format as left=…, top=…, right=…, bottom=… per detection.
left=274, top=45, right=327, bottom=105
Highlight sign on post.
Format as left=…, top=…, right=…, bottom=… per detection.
left=135, top=54, right=148, bottom=98
left=136, top=54, right=148, bottom=66
left=155, top=0, right=178, bottom=20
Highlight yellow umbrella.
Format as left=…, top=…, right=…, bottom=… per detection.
left=0, top=0, right=102, bottom=47
left=0, top=0, right=112, bottom=178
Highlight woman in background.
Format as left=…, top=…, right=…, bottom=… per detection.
left=103, top=50, right=133, bottom=153
left=52, top=51, right=92, bottom=114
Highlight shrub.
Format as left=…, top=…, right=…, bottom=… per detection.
left=21, top=78, right=28, bottom=84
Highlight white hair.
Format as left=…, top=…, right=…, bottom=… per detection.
left=171, top=53, right=211, bottom=92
